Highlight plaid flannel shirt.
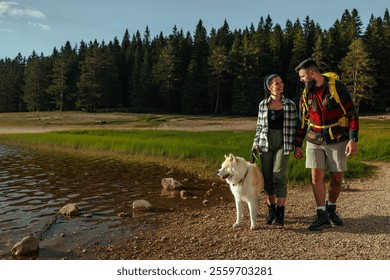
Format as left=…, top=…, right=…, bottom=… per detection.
left=253, top=95, right=297, bottom=155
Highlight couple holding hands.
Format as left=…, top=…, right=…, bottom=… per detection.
left=252, top=58, right=359, bottom=231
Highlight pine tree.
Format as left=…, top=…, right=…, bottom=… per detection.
left=138, top=26, right=154, bottom=110
left=363, top=11, right=390, bottom=112
left=269, top=24, right=284, bottom=73
left=208, top=20, right=233, bottom=114
left=312, top=33, right=327, bottom=71
left=303, top=16, right=317, bottom=56
left=231, top=27, right=261, bottom=115
left=46, top=55, right=70, bottom=111
left=182, top=20, right=210, bottom=114
left=324, top=20, right=345, bottom=71
left=255, top=16, right=273, bottom=75
left=281, top=20, right=296, bottom=91
left=154, top=41, right=177, bottom=111
left=129, top=31, right=143, bottom=110
left=288, top=20, right=308, bottom=80
left=339, top=38, right=376, bottom=113
left=107, top=36, right=125, bottom=109
left=23, top=52, right=52, bottom=111
left=0, top=54, right=25, bottom=112
left=340, top=9, right=363, bottom=42
left=77, top=40, right=119, bottom=111
left=46, top=42, right=78, bottom=111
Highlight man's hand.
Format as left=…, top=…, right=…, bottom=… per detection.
left=294, top=147, right=304, bottom=160
left=345, top=140, right=357, bottom=156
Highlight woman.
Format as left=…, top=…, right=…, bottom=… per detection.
left=252, top=74, right=297, bottom=225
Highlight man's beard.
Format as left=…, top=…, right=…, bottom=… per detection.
left=306, top=79, right=316, bottom=92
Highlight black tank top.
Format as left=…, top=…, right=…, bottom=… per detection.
left=268, top=109, right=284, bottom=130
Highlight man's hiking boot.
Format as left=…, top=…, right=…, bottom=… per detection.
left=272, top=205, right=285, bottom=226
left=309, top=209, right=331, bottom=231
left=266, top=204, right=276, bottom=225
left=326, top=202, right=344, bottom=226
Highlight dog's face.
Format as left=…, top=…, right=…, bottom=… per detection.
left=217, top=153, right=247, bottom=181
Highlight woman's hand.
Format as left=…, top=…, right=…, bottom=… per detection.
left=294, top=147, right=304, bottom=159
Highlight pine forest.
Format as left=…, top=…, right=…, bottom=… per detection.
left=0, top=8, right=389, bottom=115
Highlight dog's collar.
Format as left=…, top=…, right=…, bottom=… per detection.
left=232, top=168, right=248, bottom=186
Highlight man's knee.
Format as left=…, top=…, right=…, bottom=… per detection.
left=330, top=172, right=343, bottom=188
left=311, top=169, right=324, bottom=185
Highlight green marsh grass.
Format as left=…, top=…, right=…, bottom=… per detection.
left=0, top=118, right=387, bottom=184
left=354, top=119, right=390, bottom=161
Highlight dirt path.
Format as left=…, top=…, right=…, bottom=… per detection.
left=86, top=161, right=389, bottom=260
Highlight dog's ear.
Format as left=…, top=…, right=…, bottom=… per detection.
left=229, top=153, right=237, bottom=163
left=224, top=154, right=228, bottom=159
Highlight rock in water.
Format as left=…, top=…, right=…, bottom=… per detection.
left=59, top=203, right=79, bottom=216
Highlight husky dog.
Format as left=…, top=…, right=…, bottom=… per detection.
left=217, top=154, right=264, bottom=230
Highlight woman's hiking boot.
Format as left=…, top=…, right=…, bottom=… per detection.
left=266, top=203, right=276, bottom=224
left=272, top=205, right=285, bottom=226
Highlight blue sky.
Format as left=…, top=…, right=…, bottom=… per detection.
left=0, top=0, right=389, bottom=59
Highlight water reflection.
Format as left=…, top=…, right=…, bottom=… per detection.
left=0, top=144, right=220, bottom=259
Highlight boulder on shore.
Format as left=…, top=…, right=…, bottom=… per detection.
left=132, top=199, right=152, bottom=211
left=11, top=235, right=39, bottom=257
left=161, top=178, right=182, bottom=190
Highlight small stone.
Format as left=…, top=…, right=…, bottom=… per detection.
left=180, top=191, right=189, bottom=200
left=132, top=199, right=152, bottom=210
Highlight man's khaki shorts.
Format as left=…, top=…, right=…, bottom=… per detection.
left=305, top=140, right=348, bottom=172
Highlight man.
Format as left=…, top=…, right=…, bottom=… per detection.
left=294, top=58, right=359, bottom=231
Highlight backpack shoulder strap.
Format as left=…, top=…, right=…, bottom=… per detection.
left=322, top=72, right=347, bottom=115
left=300, top=88, right=309, bottom=128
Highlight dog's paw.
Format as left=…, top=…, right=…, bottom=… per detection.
left=232, top=223, right=241, bottom=228
left=250, top=225, right=258, bottom=230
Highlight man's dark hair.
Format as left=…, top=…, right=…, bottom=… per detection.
left=295, top=58, right=319, bottom=72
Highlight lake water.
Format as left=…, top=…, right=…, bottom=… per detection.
left=0, top=144, right=219, bottom=259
